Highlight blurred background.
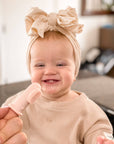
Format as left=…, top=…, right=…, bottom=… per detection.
left=0, top=0, right=114, bottom=84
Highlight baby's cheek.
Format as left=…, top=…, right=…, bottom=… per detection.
left=31, top=72, right=39, bottom=83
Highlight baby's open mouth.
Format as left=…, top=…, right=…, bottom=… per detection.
left=43, top=79, right=60, bottom=84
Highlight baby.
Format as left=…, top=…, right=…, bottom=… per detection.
left=2, top=7, right=114, bottom=144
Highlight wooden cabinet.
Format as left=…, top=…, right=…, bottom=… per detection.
left=81, top=0, right=114, bottom=16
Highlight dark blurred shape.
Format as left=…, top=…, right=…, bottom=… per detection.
left=100, top=25, right=114, bottom=51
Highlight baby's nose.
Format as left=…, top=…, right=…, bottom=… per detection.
left=44, top=66, right=57, bottom=75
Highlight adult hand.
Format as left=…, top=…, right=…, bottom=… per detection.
left=0, top=107, right=27, bottom=144
left=97, top=136, right=114, bottom=144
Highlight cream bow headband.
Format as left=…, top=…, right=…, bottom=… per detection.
left=25, top=6, right=83, bottom=37
left=25, top=7, right=83, bottom=77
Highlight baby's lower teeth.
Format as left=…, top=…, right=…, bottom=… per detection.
left=48, top=80, right=54, bottom=83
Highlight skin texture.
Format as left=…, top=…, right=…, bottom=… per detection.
left=30, top=36, right=78, bottom=101
left=0, top=107, right=27, bottom=144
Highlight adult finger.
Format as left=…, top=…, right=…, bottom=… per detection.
left=0, top=119, right=7, bottom=130
left=0, top=107, right=9, bottom=119
left=4, top=108, right=17, bottom=120
left=0, top=109, right=18, bottom=130
left=0, top=117, right=23, bottom=144
left=0, top=108, right=18, bottom=130
left=4, top=132, right=27, bottom=144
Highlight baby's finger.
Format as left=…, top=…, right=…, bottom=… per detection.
left=97, top=136, right=114, bottom=144
left=103, top=141, right=114, bottom=144
left=104, top=140, right=114, bottom=144
left=0, top=117, right=23, bottom=144
left=4, top=132, right=27, bottom=144
left=97, top=136, right=104, bottom=144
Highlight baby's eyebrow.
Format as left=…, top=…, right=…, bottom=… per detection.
left=31, top=59, right=44, bottom=62
left=57, top=59, right=70, bottom=62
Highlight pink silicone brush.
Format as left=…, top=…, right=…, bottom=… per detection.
left=3, top=83, right=41, bottom=119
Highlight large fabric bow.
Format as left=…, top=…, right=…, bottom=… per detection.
left=25, top=7, right=83, bottom=38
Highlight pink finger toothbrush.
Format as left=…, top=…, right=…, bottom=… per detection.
left=5, top=83, right=41, bottom=117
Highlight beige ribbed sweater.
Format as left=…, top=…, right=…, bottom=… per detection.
left=3, top=91, right=113, bottom=144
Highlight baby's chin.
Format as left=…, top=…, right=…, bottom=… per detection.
left=41, top=88, right=58, bottom=97
left=41, top=87, right=63, bottom=100
left=41, top=86, right=72, bottom=102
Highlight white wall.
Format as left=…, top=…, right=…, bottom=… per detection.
left=0, top=0, right=56, bottom=84
left=0, top=1, right=2, bottom=83
left=0, top=0, right=31, bottom=84
left=0, top=0, right=113, bottom=84
left=0, top=0, right=5, bottom=84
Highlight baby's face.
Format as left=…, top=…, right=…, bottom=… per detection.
left=30, top=37, right=75, bottom=100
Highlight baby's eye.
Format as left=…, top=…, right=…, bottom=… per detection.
left=35, top=63, right=45, bottom=67
left=57, top=63, right=66, bottom=67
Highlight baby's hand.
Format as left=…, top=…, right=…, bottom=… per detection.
left=97, top=136, right=114, bottom=144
